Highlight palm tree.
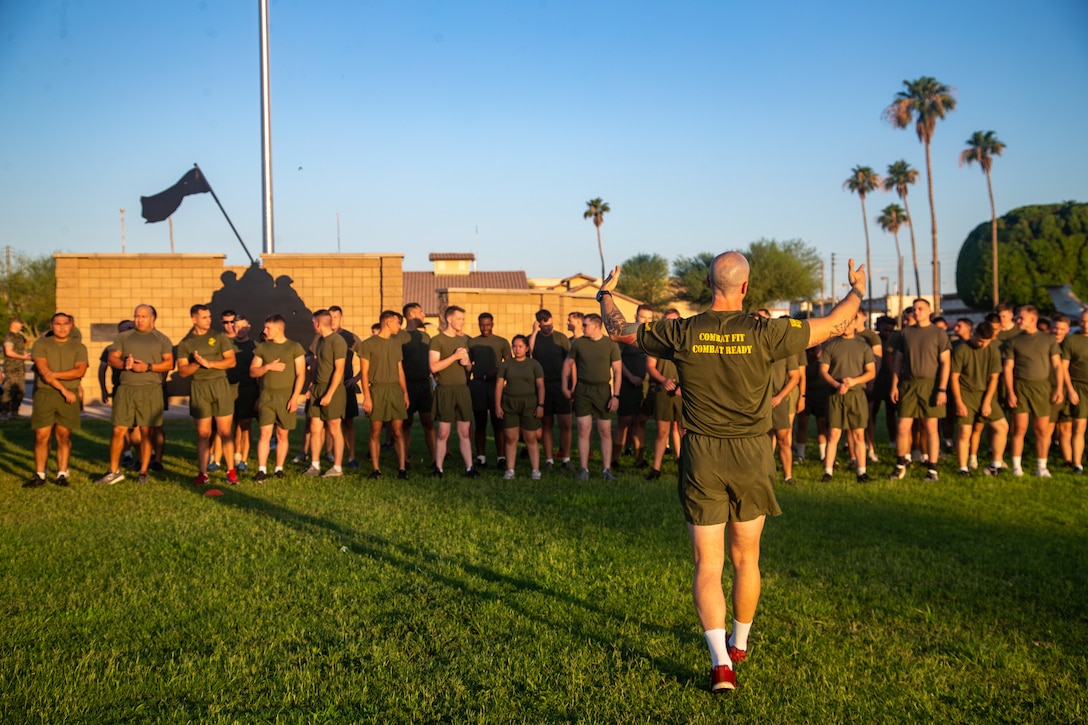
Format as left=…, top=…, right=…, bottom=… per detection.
left=884, top=160, right=922, bottom=297
left=884, top=76, right=957, bottom=311
left=843, top=165, right=883, bottom=319
left=877, top=203, right=908, bottom=320
left=959, top=130, right=1006, bottom=308
left=584, top=197, right=611, bottom=280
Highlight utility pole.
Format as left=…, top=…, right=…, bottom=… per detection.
left=120, top=208, right=126, bottom=254
left=830, top=253, right=836, bottom=308
left=820, top=259, right=826, bottom=315
left=336, top=212, right=341, bottom=254
left=169, top=215, right=175, bottom=254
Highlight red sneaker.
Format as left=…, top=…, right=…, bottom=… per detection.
left=193, top=472, right=210, bottom=486
left=709, top=664, right=736, bottom=693
left=727, top=633, right=747, bottom=665
left=227, top=469, right=239, bottom=485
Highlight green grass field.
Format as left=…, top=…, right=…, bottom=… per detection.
left=2, top=418, right=1086, bottom=724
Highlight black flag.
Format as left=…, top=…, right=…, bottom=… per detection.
left=140, top=167, right=212, bottom=223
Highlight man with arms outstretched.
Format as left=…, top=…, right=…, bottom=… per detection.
left=598, top=252, right=866, bottom=693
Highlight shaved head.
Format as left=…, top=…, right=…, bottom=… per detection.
left=709, top=252, right=750, bottom=297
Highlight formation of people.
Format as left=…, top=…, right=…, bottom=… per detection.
left=790, top=300, right=1087, bottom=483
left=16, top=300, right=697, bottom=487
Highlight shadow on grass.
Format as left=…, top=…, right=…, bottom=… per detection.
left=180, top=482, right=704, bottom=688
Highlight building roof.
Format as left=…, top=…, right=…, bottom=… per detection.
left=428, top=252, right=476, bottom=261
left=403, top=271, right=529, bottom=316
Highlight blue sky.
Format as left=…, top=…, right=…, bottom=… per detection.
left=1, top=0, right=1086, bottom=299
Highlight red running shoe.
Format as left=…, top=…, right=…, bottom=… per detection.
left=709, top=664, right=736, bottom=693
left=727, top=639, right=747, bottom=666
left=193, top=472, right=210, bottom=486
left=227, top=468, right=239, bottom=485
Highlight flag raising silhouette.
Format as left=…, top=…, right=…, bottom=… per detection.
left=140, top=167, right=211, bottom=223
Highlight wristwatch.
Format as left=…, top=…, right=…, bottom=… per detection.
left=847, top=287, right=864, bottom=301
left=596, top=289, right=612, bottom=302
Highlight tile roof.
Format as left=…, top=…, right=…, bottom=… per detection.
left=403, top=271, right=529, bottom=316
left=427, top=252, right=476, bottom=261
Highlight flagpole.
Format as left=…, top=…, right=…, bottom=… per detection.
left=259, top=0, right=275, bottom=255
left=169, top=215, right=174, bottom=254
left=194, top=164, right=256, bottom=265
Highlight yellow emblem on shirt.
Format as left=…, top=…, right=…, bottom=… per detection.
left=209, top=338, right=217, bottom=346
left=790, top=319, right=802, bottom=328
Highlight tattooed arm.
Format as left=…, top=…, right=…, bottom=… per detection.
left=598, top=266, right=640, bottom=345
left=806, top=258, right=867, bottom=348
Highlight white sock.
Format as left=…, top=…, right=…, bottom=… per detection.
left=730, top=620, right=753, bottom=651
left=275, top=466, right=283, bottom=473
left=818, top=443, right=827, bottom=459
left=477, top=455, right=486, bottom=464
left=992, top=460, right=1002, bottom=469
left=969, top=454, right=978, bottom=468
left=332, top=465, right=342, bottom=473
left=562, top=457, right=571, bottom=463
left=310, top=462, right=320, bottom=469
left=704, top=629, right=731, bottom=668
left=545, top=458, right=554, bottom=465
left=36, top=471, right=46, bottom=479
left=857, top=466, right=866, bottom=475
left=57, top=470, right=69, bottom=478
left=1012, top=456, right=1022, bottom=470
left=825, top=466, right=833, bottom=476
left=1037, top=458, right=1047, bottom=471
left=259, top=466, right=267, bottom=473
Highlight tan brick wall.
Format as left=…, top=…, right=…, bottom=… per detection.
left=55, top=252, right=404, bottom=403
left=436, top=288, right=642, bottom=340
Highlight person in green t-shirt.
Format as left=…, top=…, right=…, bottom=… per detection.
left=563, top=313, right=621, bottom=480
left=304, top=309, right=347, bottom=478
left=597, top=251, right=867, bottom=694
left=645, top=308, right=684, bottom=479
left=1003, top=304, right=1064, bottom=477
left=97, top=304, right=174, bottom=485
left=1050, top=313, right=1077, bottom=469
left=950, top=320, right=1007, bottom=476
left=26, top=313, right=88, bottom=487
left=250, top=314, right=306, bottom=480
left=429, top=305, right=475, bottom=477
left=358, top=310, right=410, bottom=479
left=495, top=334, right=545, bottom=478
left=819, top=323, right=876, bottom=483
left=1060, top=309, right=1088, bottom=474
left=178, top=304, right=238, bottom=485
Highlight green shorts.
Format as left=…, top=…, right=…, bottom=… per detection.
left=956, top=390, right=1005, bottom=426
left=573, top=382, right=611, bottom=419
left=190, top=377, right=235, bottom=419
left=679, top=433, right=782, bottom=526
left=433, top=384, right=473, bottom=423
left=542, top=380, right=572, bottom=416
left=258, top=389, right=299, bottom=430
left=112, top=384, right=164, bottom=428
left=897, top=378, right=944, bottom=419
left=501, top=394, right=542, bottom=431
left=771, top=397, right=791, bottom=431
left=470, top=378, right=496, bottom=413
left=617, top=380, right=645, bottom=417
left=828, top=387, right=869, bottom=430
left=31, top=387, right=82, bottom=431
left=235, top=384, right=259, bottom=420
left=1012, top=379, right=1053, bottom=419
left=368, top=383, right=407, bottom=423
left=788, top=386, right=801, bottom=416
left=655, top=389, right=682, bottom=423
left=307, top=384, right=347, bottom=421
left=406, top=378, right=433, bottom=416
left=1070, top=381, right=1088, bottom=419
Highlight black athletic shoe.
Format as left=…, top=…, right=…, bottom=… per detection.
left=274, top=469, right=286, bottom=479
left=55, top=474, right=70, bottom=487
left=465, top=468, right=481, bottom=478
left=856, top=472, right=871, bottom=483
left=23, top=475, right=46, bottom=488
left=821, top=472, right=834, bottom=482
left=430, top=465, right=444, bottom=479
left=368, top=470, right=382, bottom=480
left=149, top=460, right=165, bottom=472
left=254, top=471, right=267, bottom=483
left=397, top=469, right=409, bottom=480
left=646, top=468, right=661, bottom=480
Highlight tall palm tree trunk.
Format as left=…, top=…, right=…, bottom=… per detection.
left=596, top=225, right=605, bottom=280
left=892, top=230, right=904, bottom=319
left=859, top=196, right=873, bottom=320
left=924, top=140, right=940, bottom=312
left=986, top=169, right=998, bottom=307
left=902, top=194, right=921, bottom=297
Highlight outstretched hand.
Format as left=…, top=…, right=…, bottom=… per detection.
left=600, top=266, right=621, bottom=294
left=848, top=258, right=867, bottom=294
